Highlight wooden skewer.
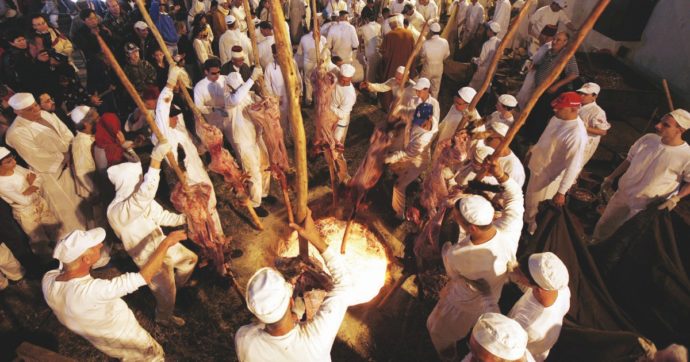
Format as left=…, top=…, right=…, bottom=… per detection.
left=340, top=192, right=364, bottom=254
left=242, top=0, right=268, bottom=94
left=269, top=0, right=310, bottom=259
left=134, top=0, right=264, bottom=231
left=662, top=79, right=674, bottom=111
left=377, top=272, right=413, bottom=309
left=477, top=0, right=612, bottom=180
left=96, top=34, right=189, bottom=192
left=440, top=1, right=458, bottom=58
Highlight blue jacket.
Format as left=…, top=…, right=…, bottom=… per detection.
left=150, top=0, right=180, bottom=44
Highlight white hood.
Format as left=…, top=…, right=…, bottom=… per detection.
left=107, top=162, right=143, bottom=203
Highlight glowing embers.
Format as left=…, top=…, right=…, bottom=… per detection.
left=281, top=217, right=389, bottom=305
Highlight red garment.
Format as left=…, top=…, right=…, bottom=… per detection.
left=94, top=112, right=124, bottom=166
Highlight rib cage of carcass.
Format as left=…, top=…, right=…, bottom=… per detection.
left=196, top=121, right=249, bottom=198
left=246, top=94, right=291, bottom=176
left=420, top=130, right=470, bottom=217
left=348, top=127, right=393, bottom=202
left=312, top=68, right=341, bottom=154
left=170, top=182, right=228, bottom=275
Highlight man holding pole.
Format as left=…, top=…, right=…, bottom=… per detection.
left=419, top=22, right=450, bottom=99
left=194, top=58, right=229, bottom=131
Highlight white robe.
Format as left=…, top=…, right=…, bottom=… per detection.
left=194, top=76, right=229, bottom=130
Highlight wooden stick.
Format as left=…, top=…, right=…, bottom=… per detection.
left=662, top=79, right=674, bottom=111
left=269, top=0, right=309, bottom=259
left=312, top=0, right=321, bottom=69
left=390, top=21, right=430, bottom=125
left=340, top=192, right=364, bottom=254
left=377, top=272, right=413, bottom=308
left=277, top=169, right=295, bottom=224
left=96, top=34, right=188, bottom=191
left=243, top=0, right=261, bottom=66
left=323, top=148, right=339, bottom=210
left=454, top=0, right=535, bottom=132
left=478, top=0, right=612, bottom=179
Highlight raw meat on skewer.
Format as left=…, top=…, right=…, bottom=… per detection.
left=246, top=95, right=290, bottom=172
left=196, top=121, right=249, bottom=197
left=420, top=130, right=470, bottom=217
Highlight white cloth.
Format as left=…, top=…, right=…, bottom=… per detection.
left=508, top=288, right=571, bottom=362
left=219, top=29, right=254, bottom=65
left=420, top=35, right=450, bottom=98
left=326, top=21, right=359, bottom=63
left=529, top=5, right=569, bottom=39
left=265, top=60, right=302, bottom=136
left=462, top=2, right=484, bottom=44
left=454, top=0, right=471, bottom=35
left=42, top=270, right=164, bottom=361
left=525, top=117, right=587, bottom=224
left=367, top=78, right=416, bottom=104
left=427, top=177, right=523, bottom=359
left=71, top=132, right=98, bottom=198
left=194, top=76, right=229, bottom=130
left=499, top=151, right=526, bottom=187
left=436, top=106, right=481, bottom=145
left=418, top=0, right=439, bottom=22
left=405, top=10, right=426, bottom=32
left=235, top=246, right=353, bottom=362
left=358, top=21, right=382, bottom=82
left=193, top=38, right=214, bottom=65
left=390, top=0, right=411, bottom=15
left=297, top=32, right=328, bottom=102
left=330, top=83, right=357, bottom=144
left=579, top=101, right=610, bottom=165
left=593, top=134, right=690, bottom=241
left=231, top=5, right=249, bottom=32
left=469, top=35, right=500, bottom=89
left=325, top=0, right=348, bottom=16
left=257, top=35, right=276, bottom=69
left=0, top=243, right=24, bottom=289
left=492, top=0, right=511, bottom=39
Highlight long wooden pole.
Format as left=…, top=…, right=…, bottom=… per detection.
left=479, top=0, right=612, bottom=179
left=243, top=0, right=261, bottom=66
left=662, top=79, right=674, bottom=111
left=269, top=0, right=309, bottom=259
left=96, top=35, right=188, bottom=191
left=312, top=0, right=321, bottom=68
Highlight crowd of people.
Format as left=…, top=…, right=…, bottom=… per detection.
left=0, top=0, right=689, bottom=361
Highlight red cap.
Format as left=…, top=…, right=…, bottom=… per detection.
left=550, top=91, right=582, bottom=110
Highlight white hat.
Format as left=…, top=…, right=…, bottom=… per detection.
left=488, top=120, right=510, bottom=137
left=134, top=21, right=149, bottom=30
left=0, top=146, right=10, bottom=160
left=528, top=252, right=569, bottom=290
left=472, top=313, right=528, bottom=361
left=413, top=77, right=431, bottom=90
left=340, top=64, right=355, bottom=78
left=53, top=228, right=107, bottom=264
left=226, top=72, right=245, bottom=89
left=457, top=87, right=476, bottom=103
left=8, top=93, right=35, bottom=110
left=577, top=82, right=601, bottom=95
left=231, top=45, right=245, bottom=59
left=669, top=109, right=690, bottom=130
left=487, top=21, right=501, bottom=34
left=246, top=267, right=293, bottom=324
left=430, top=22, right=441, bottom=32
left=396, top=66, right=406, bottom=74
left=107, top=162, right=143, bottom=199
left=473, top=144, right=494, bottom=164
left=553, top=0, right=567, bottom=7
left=225, top=14, right=236, bottom=24
left=71, top=105, right=92, bottom=124
left=458, top=195, right=494, bottom=226
left=498, top=94, right=518, bottom=108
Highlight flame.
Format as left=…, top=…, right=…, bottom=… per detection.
left=280, top=217, right=389, bottom=305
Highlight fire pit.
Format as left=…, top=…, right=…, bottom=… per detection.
left=280, top=217, right=390, bottom=305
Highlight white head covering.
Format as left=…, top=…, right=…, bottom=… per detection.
left=396, top=66, right=406, bottom=74
left=528, top=252, right=569, bottom=290
left=577, top=82, right=601, bottom=95
left=473, top=144, right=494, bottom=164
left=489, top=120, right=510, bottom=137
left=71, top=105, right=92, bottom=124
left=107, top=162, right=144, bottom=203
left=246, top=267, right=293, bottom=324
left=472, top=313, right=528, bottom=360
left=487, top=21, right=501, bottom=34
left=413, top=77, right=431, bottom=90
left=231, top=47, right=245, bottom=59
left=53, top=228, right=106, bottom=264
left=498, top=94, right=518, bottom=108
left=458, top=195, right=494, bottom=226
left=226, top=72, right=245, bottom=89
left=225, top=14, right=236, bottom=24
left=457, top=87, right=476, bottom=103
left=134, top=21, right=149, bottom=30
left=340, top=64, right=355, bottom=77
left=8, top=93, right=35, bottom=110
left=0, top=146, right=11, bottom=160
left=430, top=22, right=441, bottom=32
left=553, top=0, right=567, bottom=7
left=669, top=109, right=690, bottom=130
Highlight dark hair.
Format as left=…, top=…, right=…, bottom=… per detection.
left=203, top=57, right=222, bottom=70
left=331, top=55, right=342, bottom=64
left=80, top=9, right=97, bottom=21
left=191, top=24, right=206, bottom=39
left=192, top=13, right=206, bottom=28
left=5, top=29, right=25, bottom=42
left=403, top=3, right=413, bottom=12
left=382, top=7, right=390, bottom=15
left=259, top=21, right=272, bottom=30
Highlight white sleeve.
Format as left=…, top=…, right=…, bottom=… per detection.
left=225, top=79, right=256, bottom=106
left=494, top=178, right=524, bottom=234
left=90, top=272, right=147, bottom=301
left=330, top=90, right=355, bottom=120
left=194, top=85, right=212, bottom=115
left=558, top=136, right=586, bottom=194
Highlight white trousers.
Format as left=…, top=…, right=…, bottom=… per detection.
left=592, top=191, right=644, bottom=242
left=40, top=170, right=88, bottom=239
left=303, top=61, right=317, bottom=103
left=421, top=67, right=443, bottom=99
left=88, top=314, right=165, bottom=361
left=233, top=140, right=271, bottom=207
left=0, top=243, right=24, bottom=289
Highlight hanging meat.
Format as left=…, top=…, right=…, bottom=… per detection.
left=348, top=128, right=394, bottom=195
left=246, top=94, right=290, bottom=172
left=170, top=182, right=229, bottom=275
left=274, top=255, right=334, bottom=320
left=196, top=121, right=249, bottom=197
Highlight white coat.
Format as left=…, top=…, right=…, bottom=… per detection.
left=257, top=35, right=276, bottom=69
left=326, top=21, right=359, bottom=63
left=462, top=2, right=484, bottom=44
left=528, top=5, right=569, bottom=54
left=492, top=0, right=511, bottom=39
left=330, top=83, right=357, bottom=144
left=325, top=0, right=348, bottom=16
left=297, top=32, right=328, bottom=102
left=417, top=0, right=439, bottom=22
left=265, top=59, right=303, bottom=136
left=427, top=177, right=523, bottom=358
left=454, top=0, right=471, bottom=37
left=420, top=35, right=450, bottom=98
left=219, top=29, right=254, bottom=66
left=405, top=10, right=426, bottom=32
left=194, top=76, right=229, bottom=130
left=469, top=35, right=500, bottom=89
left=390, top=0, right=411, bottom=15
left=71, top=132, right=98, bottom=198
left=436, top=106, right=481, bottom=145
left=235, top=246, right=353, bottom=362
left=231, top=5, right=249, bottom=32
left=579, top=101, right=610, bottom=164
left=358, top=21, right=382, bottom=82
left=193, top=38, right=214, bottom=65
left=0, top=243, right=24, bottom=289
left=42, top=270, right=164, bottom=361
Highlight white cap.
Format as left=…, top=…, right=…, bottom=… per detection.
left=246, top=267, right=293, bottom=324
left=340, top=64, right=355, bottom=78
left=53, top=228, right=106, bottom=264
left=498, top=94, right=518, bottom=108
left=669, top=109, right=690, bottom=130
left=553, top=0, right=567, bottom=7
left=134, top=21, right=149, bottom=30
left=396, top=66, right=406, bottom=74
left=0, top=146, right=10, bottom=160
left=413, top=77, right=431, bottom=90
left=472, top=313, right=528, bottom=360
left=458, top=195, right=494, bottom=226
left=528, top=252, right=569, bottom=290
left=107, top=162, right=143, bottom=199
left=473, top=144, right=494, bottom=164
left=231, top=47, right=245, bottom=59
left=577, top=82, right=601, bottom=95
left=488, top=120, right=510, bottom=137
left=8, top=93, right=36, bottom=110
left=457, top=87, right=476, bottom=103
left=226, top=72, right=244, bottom=89
left=487, top=21, right=501, bottom=34
left=430, top=22, right=441, bottom=32
left=225, top=14, right=236, bottom=24
left=71, top=105, right=92, bottom=124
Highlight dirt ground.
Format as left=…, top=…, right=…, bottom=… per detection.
left=0, top=50, right=672, bottom=361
